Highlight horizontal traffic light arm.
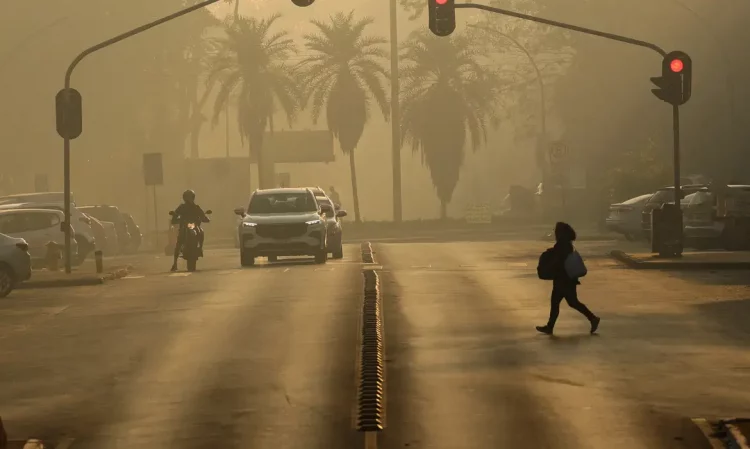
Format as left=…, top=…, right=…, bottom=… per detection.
left=64, top=0, right=221, bottom=87
left=456, top=3, right=666, bottom=57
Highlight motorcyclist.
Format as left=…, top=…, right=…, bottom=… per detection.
left=171, top=189, right=209, bottom=271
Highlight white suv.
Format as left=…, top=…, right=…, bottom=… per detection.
left=235, top=188, right=328, bottom=266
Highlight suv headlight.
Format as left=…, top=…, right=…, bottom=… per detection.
left=242, top=222, right=258, bottom=228
left=306, top=219, right=322, bottom=225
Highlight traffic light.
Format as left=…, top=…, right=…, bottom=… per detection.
left=650, top=50, right=692, bottom=106
left=291, top=0, right=314, bottom=6
left=428, top=0, right=455, bottom=37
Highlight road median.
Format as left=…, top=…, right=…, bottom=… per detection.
left=610, top=249, right=750, bottom=270
left=18, top=265, right=131, bottom=289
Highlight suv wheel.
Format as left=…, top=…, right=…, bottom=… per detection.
left=0, top=266, right=15, bottom=298
left=332, top=242, right=344, bottom=259
left=240, top=250, right=255, bottom=267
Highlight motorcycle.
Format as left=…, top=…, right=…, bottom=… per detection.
left=167, top=209, right=212, bottom=272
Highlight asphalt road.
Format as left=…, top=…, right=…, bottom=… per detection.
left=1, top=240, right=749, bottom=448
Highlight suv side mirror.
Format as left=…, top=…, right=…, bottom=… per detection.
left=336, top=210, right=348, bottom=218
left=233, top=208, right=245, bottom=216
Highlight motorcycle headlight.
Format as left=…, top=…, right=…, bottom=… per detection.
left=306, top=219, right=322, bottom=225
left=242, top=222, right=258, bottom=228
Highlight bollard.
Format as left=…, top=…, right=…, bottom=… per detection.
left=45, top=242, right=61, bottom=271
left=94, top=250, right=103, bottom=274
left=0, top=416, right=7, bottom=449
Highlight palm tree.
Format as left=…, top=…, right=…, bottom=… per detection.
left=205, top=15, right=300, bottom=188
left=400, top=31, right=502, bottom=219
left=296, top=11, right=390, bottom=223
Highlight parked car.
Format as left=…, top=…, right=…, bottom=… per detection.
left=77, top=205, right=131, bottom=254
left=0, top=209, right=77, bottom=261
left=683, top=185, right=750, bottom=250
left=606, top=193, right=652, bottom=240
left=0, top=202, right=96, bottom=263
left=83, top=213, right=107, bottom=253
left=316, top=196, right=347, bottom=258
left=641, top=184, right=709, bottom=239
left=0, top=233, right=31, bottom=298
left=0, top=192, right=75, bottom=206
left=121, top=213, right=142, bottom=252
left=235, top=188, right=328, bottom=266
left=100, top=222, right=119, bottom=255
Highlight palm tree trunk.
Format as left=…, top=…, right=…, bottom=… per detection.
left=440, top=200, right=447, bottom=220
left=349, top=151, right=361, bottom=223
left=233, top=0, right=240, bottom=19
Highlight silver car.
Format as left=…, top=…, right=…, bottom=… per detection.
left=235, top=188, right=328, bottom=266
left=0, top=232, right=32, bottom=297
left=605, top=193, right=652, bottom=240
left=315, top=196, right=347, bottom=259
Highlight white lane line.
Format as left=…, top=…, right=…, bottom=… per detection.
left=123, top=275, right=145, bottom=279
left=283, top=268, right=290, bottom=273
left=314, top=267, right=335, bottom=271
left=410, top=265, right=432, bottom=269
left=168, top=273, right=192, bottom=277
left=508, top=262, right=528, bottom=267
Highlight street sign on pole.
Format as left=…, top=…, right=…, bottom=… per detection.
left=548, top=141, right=568, bottom=165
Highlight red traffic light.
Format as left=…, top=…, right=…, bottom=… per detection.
left=670, top=59, right=684, bottom=73
left=436, top=0, right=448, bottom=3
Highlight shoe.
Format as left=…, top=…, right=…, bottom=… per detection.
left=535, top=325, right=553, bottom=335
left=590, top=316, right=600, bottom=334
left=170, top=265, right=178, bottom=272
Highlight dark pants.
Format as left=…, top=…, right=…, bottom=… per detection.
left=546, top=282, right=596, bottom=328
left=173, top=226, right=204, bottom=261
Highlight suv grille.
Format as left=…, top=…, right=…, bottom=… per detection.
left=256, top=223, right=307, bottom=239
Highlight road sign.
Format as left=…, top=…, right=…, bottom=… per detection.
left=55, top=88, right=82, bottom=139
left=142, top=153, right=164, bottom=186
left=548, top=142, right=568, bottom=164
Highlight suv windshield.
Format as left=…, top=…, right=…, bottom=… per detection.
left=248, top=192, right=317, bottom=214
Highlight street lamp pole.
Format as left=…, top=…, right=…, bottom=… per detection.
left=60, top=0, right=221, bottom=273
left=390, top=0, right=403, bottom=222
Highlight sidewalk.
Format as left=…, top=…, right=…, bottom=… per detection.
left=18, top=264, right=132, bottom=289
left=611, top=249, right=750, bottom=270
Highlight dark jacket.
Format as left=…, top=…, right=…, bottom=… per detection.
left=552, top=240, right=580, bottom=286
left=171, top=203, right=208, bottom=226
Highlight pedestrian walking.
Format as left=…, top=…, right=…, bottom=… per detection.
left=535, top=222, right=600, bottom=335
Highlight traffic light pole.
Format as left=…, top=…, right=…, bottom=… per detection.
left=59, top=0, right=221, bottom=273
left=673, top=105, right=681, bottom=207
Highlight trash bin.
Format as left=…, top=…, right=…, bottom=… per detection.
left=651, top=203, right=683, bottom=257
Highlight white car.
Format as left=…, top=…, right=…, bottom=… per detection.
left=0, top=233, right=32, bottom=297
left=605, top=193, right=652, bottom=240
left=0, top=202, right=96, bottom=263
left=235, top=188, right=328, bottom=266
left=0, top=209, right=77, bottom=262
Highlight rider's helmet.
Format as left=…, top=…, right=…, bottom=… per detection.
left=183, top=189, right=196, bottom=203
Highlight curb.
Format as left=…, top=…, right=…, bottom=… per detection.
left=19, top=265, right=132, bottom=289
left=679, top=418, right=750, bottom=449
left=610, top=250, right=750, bottom=270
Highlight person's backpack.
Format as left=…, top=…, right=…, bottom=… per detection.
left=537, top=248, right=556, bottom=280
left=564, top=249, right=588, bottom=278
